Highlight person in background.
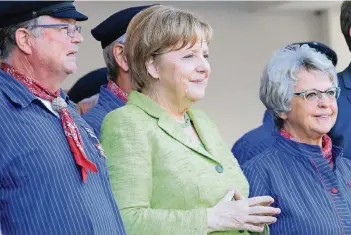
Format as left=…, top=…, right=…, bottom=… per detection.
left=242, top=44, right=351, bottom=235
left=329, top=1, right=351, bottom=159
left=68, top=67, right=108, bottom=104
left=68, top=68, right=108, bottom=115
left=82, top=5, right=152, bottom=138
left=232, top=41, right=338, bottom=165
left=101, top=5, right=280, bottom=235
left=0, top=1, right=125, bottom=234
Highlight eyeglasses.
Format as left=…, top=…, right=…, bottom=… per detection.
left=293, top=86, right=341, bottom=103
left=32, top=24, right=81, bottom=38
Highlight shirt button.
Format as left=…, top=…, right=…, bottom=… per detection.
left=331, top=188, right=338, bottom=194
left=345, top=221, right=351, bottom=226
left=215, top=165, right=223, bottom=173
left=239, top=230, right=245, bottom=233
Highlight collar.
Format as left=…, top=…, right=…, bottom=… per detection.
left=98, top=85, right=126, bottom=111
left=128, top=91, right=221, bottom=164
left=0, top=67, right=69, bottom=109
left=127, top=91, right=169, bottom=119
left=106, top=80, right=128, bottom=103
left=280, top=128, right=332, bottom=163
left=274, top=134, right=342, bottom=162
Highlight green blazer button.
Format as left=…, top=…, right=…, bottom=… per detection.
left=215, top=165, right=223, bottom=173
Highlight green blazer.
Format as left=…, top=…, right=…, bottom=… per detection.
left=101, top=91, right=252, bottom=235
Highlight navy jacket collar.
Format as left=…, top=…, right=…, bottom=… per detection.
left=98, top=85, right=125, bottom=111
left=274, top=134, right=342, bottom=162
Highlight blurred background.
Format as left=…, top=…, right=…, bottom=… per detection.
left=69, top=1, right=347, bottom=146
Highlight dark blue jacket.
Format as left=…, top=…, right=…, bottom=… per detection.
left=0, top=70, right=126, bottom=235
left=232, top=110, right=279, bottom=165
left=242, top=135, right=351, bottom=235
left=83, top=85, right=125, bottom=139
left=329, top=63, right=351, bottom=159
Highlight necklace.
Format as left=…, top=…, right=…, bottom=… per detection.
left=182, top=112, right=191, bottom=128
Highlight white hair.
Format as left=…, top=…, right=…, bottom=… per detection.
left=259, top=44, right=338, bottom=126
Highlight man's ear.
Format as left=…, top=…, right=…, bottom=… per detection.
left=14, top=28, right=34, bottom=55
left=113, top=43, right=128, bottom=72
left=145, top=56, right=159, bottom=79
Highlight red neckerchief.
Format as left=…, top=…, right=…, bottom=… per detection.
left=1, top=63, right=98, bottom=182
left=280, top=128, right=333, bottom=164
left=107, top=80, right=128, bottom=103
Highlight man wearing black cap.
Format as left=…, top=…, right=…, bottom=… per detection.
left=232, top=41, right=338, bottom=165
left=83, top=5, right=152, bottom=138
left=0, top=1, right=126, bottom=234
left=329, top=1, right=351, bottom=160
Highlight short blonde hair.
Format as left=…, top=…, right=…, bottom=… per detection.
left=124, top=5, right=213, bottom=91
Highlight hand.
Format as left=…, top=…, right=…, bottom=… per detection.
left=207, top=189, right=280, bottom=233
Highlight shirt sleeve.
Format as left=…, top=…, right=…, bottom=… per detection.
left=100, top=111, right=208, bottom=235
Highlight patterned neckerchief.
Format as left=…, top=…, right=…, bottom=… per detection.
left=107, top=80, right=128, bottom=103
left=1, top=63, right=98, bottom=182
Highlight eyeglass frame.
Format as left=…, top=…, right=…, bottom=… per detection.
left=293, top=86, right=341, bottom=102
left=30, top=24, right=82, bottom=38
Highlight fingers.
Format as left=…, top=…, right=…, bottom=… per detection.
left=233, top=190, right=243, bottom=200
left=220, top=189, right=236, bottom=202
left=247, top=196, right=274, bottom=207
left=249, top=206, right=281, bottom=216
left=221, top=189, right=243, bottom=202
left=243, top=223, right=265, bottom=233
left=245, top=215, right=278, bottom=225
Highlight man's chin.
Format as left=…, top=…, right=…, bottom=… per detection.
left=64, top=65, right=77, bottom=75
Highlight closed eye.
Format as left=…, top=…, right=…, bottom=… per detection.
left=183, top=53, right=194, bottom=59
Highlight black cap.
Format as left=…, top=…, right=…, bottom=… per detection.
left=91, top=5, right=153, bottom=49
left=289, top=41, right=338, bottom=67
left=68, top=68, right=108, bottom=103
left=0, top=1, right=88, bottom=28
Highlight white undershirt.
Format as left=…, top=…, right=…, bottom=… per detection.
left=37, top=97, right=60, bottom=118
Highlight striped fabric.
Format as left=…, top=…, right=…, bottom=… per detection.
left=83, top=85, right=125, bottom=138
left=232, top=110, right=277, bottom=165
left=0, top=70, right=126, bottom=235
left=242, top=134, right=351, bottom=235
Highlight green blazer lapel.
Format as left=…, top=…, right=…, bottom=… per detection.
left=128, top=91, right=219, bottom=163
left=187, top=109, right=222, bottom=163
left=157, top=113, right=218, bottom=163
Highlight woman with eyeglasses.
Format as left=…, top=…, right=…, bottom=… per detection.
left=241, top=44, right=351, bottom=235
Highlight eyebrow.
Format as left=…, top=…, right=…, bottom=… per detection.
left=294, top=86, right=337, bottom=94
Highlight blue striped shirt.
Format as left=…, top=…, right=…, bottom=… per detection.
left=83, top=85, right=125, bottom=138
left=232, top=110, right=277, bottom=165
left=0, top=70, right=126, bottom=235
left=242, top=135, right=351, bottom=235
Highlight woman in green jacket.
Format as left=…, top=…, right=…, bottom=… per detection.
left=101, top=5, right=280, bottom=235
